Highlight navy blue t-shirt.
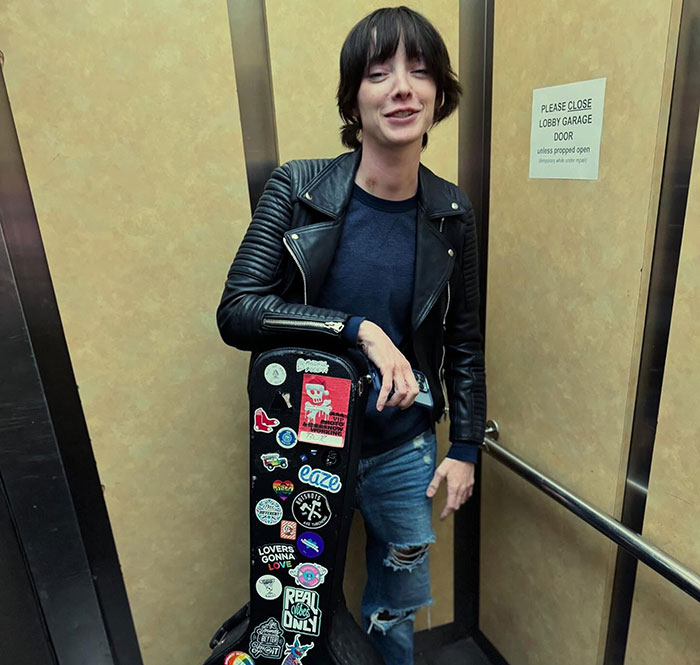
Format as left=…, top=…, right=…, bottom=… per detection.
left=315, top=185, right=430, bottom=457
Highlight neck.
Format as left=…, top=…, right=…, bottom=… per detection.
left=354, top=140, right=422, bottom=200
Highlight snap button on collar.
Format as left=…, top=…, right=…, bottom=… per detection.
left=451, top=202, right=458, bottom=210
left=305, top=192, right=313, bottom=200
left=448, top=249, right=454, bottom=257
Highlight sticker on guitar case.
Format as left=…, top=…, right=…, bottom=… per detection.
left=249, top=617, right=286, bottom=659
left=255, top=574, right=283, bottom=600
left=289, top=562, right=328, bottom=589
left=254, top=407, right=280, bottom=433
left=255, top=498, right=283, bottom=525
left=291, top=491, right=331, bottom=529
left=280, top=520, right=297, bottom=540
left=224, top=652, right=254, bottom=665
left=281, top=634, right=315, bottom=665
left=282, top=587, right=322, bottom=636
left=297, top=375, right=351, bottom=448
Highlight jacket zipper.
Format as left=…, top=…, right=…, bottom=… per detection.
left=263, top=318, right=345, bottom=334
left=438, top=216, right=449, bottom=419
left=438, top=283, right=450, bottom=418
left=283, top=234, right=308, bottom=305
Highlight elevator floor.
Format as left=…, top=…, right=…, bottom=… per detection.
left=415, top=636, right=493, bottom=665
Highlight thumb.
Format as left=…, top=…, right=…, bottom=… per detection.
left=426, top=470, right=444, bottom=498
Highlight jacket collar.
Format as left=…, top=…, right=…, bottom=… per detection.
left=297, top=149, right=467, bottom=220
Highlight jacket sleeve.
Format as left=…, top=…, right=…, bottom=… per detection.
left=443, top=202, right=487, bottom=446
left=216, top=162, right=351, bottom=351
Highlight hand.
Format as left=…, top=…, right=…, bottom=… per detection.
left=426, top=457, right=475, bottom=519
left=357, top=320, right=419, bottom=411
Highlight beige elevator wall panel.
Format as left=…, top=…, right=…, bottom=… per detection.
left=266, top=0, right=459, bottom=182
left=266, top=1, right=460, bottom=630
left=625, top=119, right=700, bottom=665
left=481, top=1, right=679, bottom=664
left=0, top=3, right=250, bottom=664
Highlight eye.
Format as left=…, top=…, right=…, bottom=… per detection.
left=413, top=68, right=429, bottom=76
left=367, top=70, right=387, bottom=80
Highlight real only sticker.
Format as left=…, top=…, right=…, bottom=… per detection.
left=282, top=586, right=322, bottom=637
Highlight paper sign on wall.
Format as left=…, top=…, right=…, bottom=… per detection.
left=529, top=77, right=606, bottom=180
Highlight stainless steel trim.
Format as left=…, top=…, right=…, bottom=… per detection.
left=455, top=0, right=492, bottom=633
left=603, top=3, right=700, bottom=661
left=226, top=0, right=279, bottom=211
left=482, top=421, right=700, bottom=603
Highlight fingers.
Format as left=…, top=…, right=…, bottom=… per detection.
left=375, top=371, right=394, bottom=412
left=438, top=478, right=475, bottom=520
left=425, top=467, right=445, bottom=498
left=375, top=357, right=417, bottom=411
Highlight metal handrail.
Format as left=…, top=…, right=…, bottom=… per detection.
left=482, top=421, right=700, bottom=603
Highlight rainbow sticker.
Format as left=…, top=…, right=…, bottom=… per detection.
left=224, top=651, right=255, bottom=665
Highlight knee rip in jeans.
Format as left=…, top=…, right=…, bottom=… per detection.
left=367, top=607, right=416, bottom=635
left=384, top=541, right=431, bottom=572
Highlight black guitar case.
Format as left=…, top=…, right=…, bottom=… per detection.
left=203, top=346, right=385, bottom=665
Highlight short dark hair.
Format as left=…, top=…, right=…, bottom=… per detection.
left=337, top=6, right=461, bottom=150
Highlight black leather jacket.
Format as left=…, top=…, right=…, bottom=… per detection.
left=217, top=150, right=485, bottom=446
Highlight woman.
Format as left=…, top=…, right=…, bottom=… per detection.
left=217, top=7, right=486, bottom=665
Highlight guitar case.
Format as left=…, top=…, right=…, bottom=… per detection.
left=203, top=346, right=384, bottom=665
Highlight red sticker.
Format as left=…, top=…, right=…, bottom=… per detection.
left=297, top=375, right=351, bottom=448
left=254, top=407, right=280, bottom=433
left=280, top=520, right=297, bottom=540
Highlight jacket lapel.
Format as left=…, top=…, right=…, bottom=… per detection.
left=287, top=151, right=466, bottom=316
left=411, top=210, right=455, bottom=330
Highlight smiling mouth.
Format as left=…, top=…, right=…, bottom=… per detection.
left=386, top=110, right=418, bottom=118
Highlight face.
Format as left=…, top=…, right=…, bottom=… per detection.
left=354, top=38, right=437, bottom=151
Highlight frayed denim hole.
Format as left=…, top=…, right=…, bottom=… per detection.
left=383, top=542, right=431, bottom=572
left=366, top=607, right=417, bottom=635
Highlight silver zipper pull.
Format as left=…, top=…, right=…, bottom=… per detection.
left=323, top=321, right=345, bottom=333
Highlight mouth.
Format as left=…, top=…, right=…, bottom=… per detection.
left=384, top=108, right=419, bottom=118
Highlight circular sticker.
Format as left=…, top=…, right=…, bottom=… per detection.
left=255, top=574, right=283, bottom=600
left=297, top=531, right=325, bottom=558
left=276, top=427, right=297, bottom=449
left=224, top=652, right=255, bottom=665
left=289, top=562, right=328, bottom=589
left=255, top=498, right=283, bottom=525
left=264, top=363, right=286, bottom=386
left=291, top=490, right=332, bottom=529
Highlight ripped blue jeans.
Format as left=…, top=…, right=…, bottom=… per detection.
left=355, top=429, right=436, bottom=665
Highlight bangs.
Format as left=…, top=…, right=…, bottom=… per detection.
left=361, top=9, right=442, bottom=74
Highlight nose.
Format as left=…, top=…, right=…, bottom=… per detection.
left=391, top=67, right=413, bottom=99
